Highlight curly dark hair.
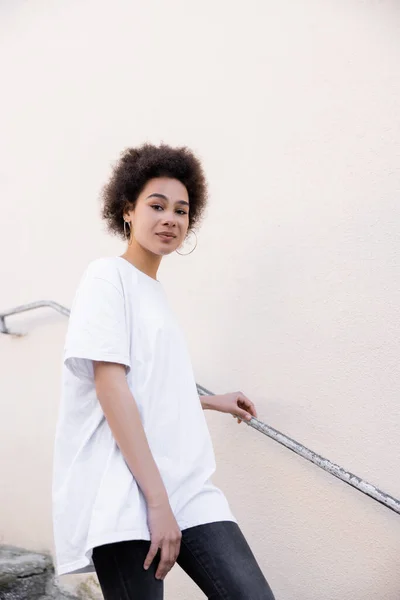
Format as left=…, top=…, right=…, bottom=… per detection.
left=101, top=143, right=208, bottom=239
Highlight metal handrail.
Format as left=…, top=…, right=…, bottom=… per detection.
left=0, top=301, right=69, bottom=334
left=1, top=301, right=399, bottom=516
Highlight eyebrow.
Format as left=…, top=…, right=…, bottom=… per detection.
left=146, top=193, right=189, bottom=207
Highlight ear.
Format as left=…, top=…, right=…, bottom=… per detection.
left=122, top=197, right=135, bottom=221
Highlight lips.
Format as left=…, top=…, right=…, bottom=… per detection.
left=156, top=232, right=176, bottom=240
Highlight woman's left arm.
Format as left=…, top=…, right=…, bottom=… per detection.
left=200, top=392, right=258, bottom=424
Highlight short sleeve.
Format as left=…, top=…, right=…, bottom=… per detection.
left=64, top=274, right=131, bottom=380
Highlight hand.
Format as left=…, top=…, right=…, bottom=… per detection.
left=209, top=391, right=258, bottom=424
left=144, top=501, right=182, bottom=580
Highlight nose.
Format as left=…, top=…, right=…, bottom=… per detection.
left=162, top=212, right=177, bottom=227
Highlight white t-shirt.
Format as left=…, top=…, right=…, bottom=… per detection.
left=52, top=256, right=235, bottom=576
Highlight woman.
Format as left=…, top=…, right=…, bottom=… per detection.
left=53, top=144, right=276, bottom=599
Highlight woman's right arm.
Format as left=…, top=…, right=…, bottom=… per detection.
left=93, top=361, right=181, bottom=580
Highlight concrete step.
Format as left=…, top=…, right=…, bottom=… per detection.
left=0, top=545, right=52, bottom=600
left=0, top=545, right=98, bottom=599
left=41, top=591, right=79, bottom=600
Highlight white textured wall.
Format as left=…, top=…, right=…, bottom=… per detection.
left=1, top=1, right=400, bottom=598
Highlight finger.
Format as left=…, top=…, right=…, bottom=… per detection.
left=168, top=539, right=181, bottom=573
left=245, top=403, right=257, bottom=418
left=144, top=541, right=159, bottom=571
left=174, top=537, right=182, bottom=562
left=238, top=394, right=258, bottom=418
left=156, top=542, right=174, bottom=580
left=237, top=409, right=252, bottom=422
left=238, top=395, right=255, bottom=413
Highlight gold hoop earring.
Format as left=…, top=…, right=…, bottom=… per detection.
left=176, top=231, right=197, bottom=255
left=123, top=220, right=133, bottom=245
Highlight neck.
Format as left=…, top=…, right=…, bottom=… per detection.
left=120, top=239, right=162, bottom=281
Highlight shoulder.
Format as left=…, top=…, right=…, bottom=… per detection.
left=79, top=257, right=127, bottom=295
left=85, top=256, right=121, bottom=280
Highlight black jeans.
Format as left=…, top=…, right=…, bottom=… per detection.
left=92, top=521, right=275, bottom=599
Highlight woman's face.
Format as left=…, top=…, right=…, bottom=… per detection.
left=125, top=177, right=190, bottom=256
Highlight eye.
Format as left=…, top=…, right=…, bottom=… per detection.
left=151, top=204, right=164, bottom=211
left=176, top=209, right=188, bottom=215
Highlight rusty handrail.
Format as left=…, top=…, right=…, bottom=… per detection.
left=1, top=300, right=399, bottom=516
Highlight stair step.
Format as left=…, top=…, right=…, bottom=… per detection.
left=0, top=545, right=52, bottom=600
